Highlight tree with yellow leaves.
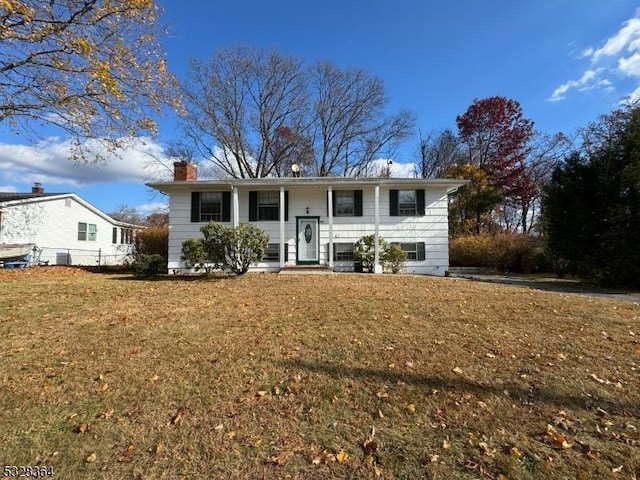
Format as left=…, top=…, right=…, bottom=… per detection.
left=0, top=0, right=179, bottom=160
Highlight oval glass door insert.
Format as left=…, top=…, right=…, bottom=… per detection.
left=304, top=224, right=312, bottom=243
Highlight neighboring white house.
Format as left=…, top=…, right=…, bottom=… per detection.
left=148, top=162, right=466, bottom=275
left=0, top=184, right=140, bottom=266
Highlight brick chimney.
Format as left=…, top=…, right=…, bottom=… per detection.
left=173, top=161, right=197, bottom=182
left=32, top=182, right=44, bottom=193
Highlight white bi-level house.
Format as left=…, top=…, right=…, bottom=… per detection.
left=149, top=162, right=465, bottom=275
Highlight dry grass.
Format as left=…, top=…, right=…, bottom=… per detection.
left=1, top=267, right=639, bottom=480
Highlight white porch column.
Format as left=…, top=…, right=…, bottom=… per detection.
left=374, top=184, right=382, bottom=274
left=327, top=186, right=333, bottom=269
left=232, top=186, right=239, bottom=227
left=279, top=186, right=285, bottom=268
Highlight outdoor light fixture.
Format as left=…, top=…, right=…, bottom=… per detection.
left=305, top=206, right=310, bottom=214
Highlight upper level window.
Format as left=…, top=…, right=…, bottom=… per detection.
left=258, top=191, right=279, bottom=221
left=249, top=191, right=288, bottom=221
left=200, top=192, right=223, bottom=222
left=390, top=189, right=425, bottom=216
left=335, top=191, right=354, bottom=216
left=330, top=190, right=363, bottom=217
left=398, top=190, right=417, bottom=215
left=191, top=192, right=231, bottom=223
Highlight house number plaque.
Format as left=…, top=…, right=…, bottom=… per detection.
left=304, top=224, right=312, bottom=243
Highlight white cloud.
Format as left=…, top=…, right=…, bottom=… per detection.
left=619, top=52, right=640, bottom=76
left=135, top=201, right=169, bottom=217
left=0, top=136, right=172, bottom=187
left=549, top=69, right=611, bottom=102
left=585, top=17, right=640, bottom=62
left=0, top=185, right=18, bottom=192
left=551, top=11, right=640, bottom=102
left=366, top=158, right=417, bottom=178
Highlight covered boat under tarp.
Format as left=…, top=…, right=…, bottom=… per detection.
left=0, top=243, right=36, bottom=262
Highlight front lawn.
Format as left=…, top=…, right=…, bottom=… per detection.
left=1, top=268, right=638, bottom=479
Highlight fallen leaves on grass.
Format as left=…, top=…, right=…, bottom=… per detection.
left=547, top=425, right=574, bottom=449
left=335, top=450, right=349, bottom=463
left=268, top=451, right=291, bottom=465
left=168, top=406, right=186, bottom=426
left=85, top=453, right=97, bottom=463
left=117, top=445, right=135, bottom=462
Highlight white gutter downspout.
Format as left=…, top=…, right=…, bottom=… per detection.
left=328, top=186, right=333, bottom=269
left=279, top=187, right=285, bottom=268
left=374, top=184, right=382, bottom=274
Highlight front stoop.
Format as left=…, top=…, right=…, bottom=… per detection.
left=279, top=264, right=335, bottom=274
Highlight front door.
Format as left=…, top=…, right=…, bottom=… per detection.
left=296, top=217, right=320, bottom=264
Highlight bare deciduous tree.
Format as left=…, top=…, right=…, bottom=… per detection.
left=415, top=129, right=463, bottom=178
left=181, top=45, right=309, bottom=178
left=310, top=61, right=415, bottom=176
left=179, top=45, right=415, bottom=178
left=0, top=0, right=179, bottom=161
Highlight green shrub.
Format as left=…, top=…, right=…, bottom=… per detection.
left=180, top=237, right=215, bottom=274
left=132, top=254, right=166, bottom=277
left=449, top=234, right=547, bottom=273
left=181, top=222, right=269, bottom=275
left=385, top=244, right=408, bottom=274
left=354, top=234, right=389, bottom=273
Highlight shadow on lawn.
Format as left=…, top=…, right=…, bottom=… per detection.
left=280, top=359, right=640, bottom=416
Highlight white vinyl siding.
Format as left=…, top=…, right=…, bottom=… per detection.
left=162, top=183, right=454, bottom=275
left=0, top=195, right=137, bottom=266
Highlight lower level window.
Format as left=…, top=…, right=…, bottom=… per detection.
left=333, top=243, right=355, bottom=261
left=395, top=242, right=426, bottom=261
left=264, top=243, right=280, bottom=261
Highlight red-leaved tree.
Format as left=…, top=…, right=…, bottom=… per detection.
left=456, top=96, right=534, bottom=201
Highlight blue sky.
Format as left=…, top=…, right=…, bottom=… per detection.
left=1, top=1, right=639, bottom=216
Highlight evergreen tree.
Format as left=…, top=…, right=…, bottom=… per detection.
left=543, top=107, right=640, bottom=287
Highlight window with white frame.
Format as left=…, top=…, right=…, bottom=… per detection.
left=78, top=222, right=97, bottom=241
left=264, top=243, right=280, bottom=261
left=333, top=242, right=355, bottom=261
left=398, top=190, right=417, bottom=215
left=335, top=191, right=354, bottom=216
left=200, top=192, right=223, bottom=222
left=394, top=242, right=426, bottom=261
left=258, top=191, right=279, bottom=221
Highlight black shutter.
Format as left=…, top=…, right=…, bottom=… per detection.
left=417, top=242, right=426, bottom=261
left=284, top=190, right=289, bottom=221
left=390, top=189, right=399, bottom=216
left=416, top=189, right=425, bottom=215
left=222, top=191, right=231, bottom=222
left=191, top=192, right=201, bottom=222
left=332, top=242, right=337, bottom=261
left=285, top=243, right=289, bottom=262
left=112, top=227, right=117, bottom=244
left=354, top=190, right=363, bottom=216
left=249, top=191, right=258, bottom=221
